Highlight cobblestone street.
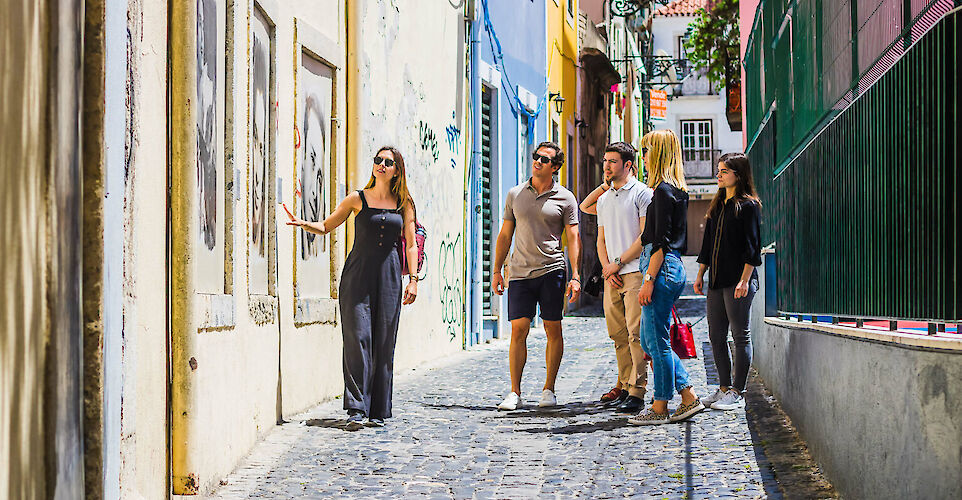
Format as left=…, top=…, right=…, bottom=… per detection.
left=208, top=304, right=796, bottom=499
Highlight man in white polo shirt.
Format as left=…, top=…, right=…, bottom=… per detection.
left=593, top=142, right=653, bottom=413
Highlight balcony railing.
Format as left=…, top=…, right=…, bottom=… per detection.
left=682, top=148, right=720, bottom=179
left=676, top=66, right=715, bottom=96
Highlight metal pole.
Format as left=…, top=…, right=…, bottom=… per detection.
left=468, top=4, right=482, bottom=346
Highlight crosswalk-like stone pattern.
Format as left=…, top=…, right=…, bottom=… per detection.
left=210, top=314, right=771, bottom=499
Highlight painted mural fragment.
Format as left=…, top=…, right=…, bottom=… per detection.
left=249, top=8, right=272, bottom=294
left=298, top=54, right=332, bottom=258
left=251, top=27, right=269, bottom=257
left=196, top=0, right=217, bottom=250
left=295, top=51, right=333, bottom=298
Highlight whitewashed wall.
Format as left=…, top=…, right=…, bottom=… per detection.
left=351, top=0, right=468, bottom=366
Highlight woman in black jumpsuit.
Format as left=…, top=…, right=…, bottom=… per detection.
left=283, top=146, right=419, bottom=426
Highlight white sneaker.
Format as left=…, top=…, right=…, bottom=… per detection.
left=538, top=389, right=557, bottom=407
left=498, top=392, right=522, bottom=411
left=702, top=388, right=728, bottom=406
left=711, top=390, right=745, bottom=410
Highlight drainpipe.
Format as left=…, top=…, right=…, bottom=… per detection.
left=468, top=1, right=482, bottom=345
left=169, top=0, right=199, bottom=493
left=345, top=0, right=362, bottom=255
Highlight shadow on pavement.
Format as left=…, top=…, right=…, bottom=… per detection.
left=512, top=413, right=710, bottom=435
left=513, top=415, right=634, bottom=434
left=304, top=417, right=365, bottom=432
left=420, top=400, right=613, bottom=419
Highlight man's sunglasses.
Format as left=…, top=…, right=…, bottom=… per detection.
left=373, top=156, right=396, bottom=167
left=532, top=152, right=557, bottom=164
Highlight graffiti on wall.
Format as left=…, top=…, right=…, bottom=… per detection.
left=418, top=120, right=439, bottom=164
left=250, top=15, right=269, bottom=259
left=444, top=121, right=461, bottom=155
left=445, top=112, right=461, bottom=169
left=196, top=0, right=218, bottom=250
left=438, top=233, right=462, bottom=342
left=298, top=54, right=333, bottom=259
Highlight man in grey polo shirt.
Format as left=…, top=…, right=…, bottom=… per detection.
left=491, top=141, right=581, bottom=411
left=582, top=142, right=653, bottom=413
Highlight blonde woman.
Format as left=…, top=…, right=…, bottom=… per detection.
left=284, top=146, right=419, bottom=428
left=628, top=130, right=704, bottom=425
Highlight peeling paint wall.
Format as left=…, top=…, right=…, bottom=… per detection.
left=0, top=0, right=471, bottom=496
left=350, top=0, right=468, bottom=366
left=165, top=0, right=351, bottom=494
left=109, top=0, right=170, bottom=497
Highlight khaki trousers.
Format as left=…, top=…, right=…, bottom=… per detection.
left=603, top=272, right=648, bottom=398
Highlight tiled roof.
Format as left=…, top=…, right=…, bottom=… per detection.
left=653, top=0, right=709, bottom=17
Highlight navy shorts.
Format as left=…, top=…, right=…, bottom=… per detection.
left=507, top=269, right=567, bottom=321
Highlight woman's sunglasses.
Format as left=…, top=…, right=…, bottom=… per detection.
left=373, top=156, right=396, bottom=167
left=532, top=152, right=556, bottom=164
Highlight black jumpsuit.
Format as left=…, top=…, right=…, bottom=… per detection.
left=339, top=190, right=404, bottom=419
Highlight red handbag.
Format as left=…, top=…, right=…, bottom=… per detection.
left=397, top=220, right=427, bottom=276
left=670, top=307, right=698, bottom=359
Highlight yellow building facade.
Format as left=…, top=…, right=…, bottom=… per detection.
left=546, top=0, right=580, bottom=194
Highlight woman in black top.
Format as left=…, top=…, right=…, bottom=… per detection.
left=283, top=146, right=419, bottom=428
left=694, top=152, right=762, bottom=411
left=627, top=130, right=704, bottom=426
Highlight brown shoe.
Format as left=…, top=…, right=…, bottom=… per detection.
left=600, top=387, right=624, bottom=403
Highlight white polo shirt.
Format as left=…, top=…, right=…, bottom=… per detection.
left=596, top=176, right=654, bottom=275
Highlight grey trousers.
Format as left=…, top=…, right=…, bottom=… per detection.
left=706, top=279, right=758, bottom=392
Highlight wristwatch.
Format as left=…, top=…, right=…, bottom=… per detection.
left=643, top=273, right=654, bottom=284
left=613, top=257, right=623, bottom=268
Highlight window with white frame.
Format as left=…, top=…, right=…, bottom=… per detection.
left=680, top=119, right=715, bottom=177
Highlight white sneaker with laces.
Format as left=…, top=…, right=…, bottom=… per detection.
left=498, top=392, right=522, bottom=411
left=702, top=388, right=728, bottom=407
left=538, top=389, right=557, bottom=408
left=711, top=390, right=745, bottom=410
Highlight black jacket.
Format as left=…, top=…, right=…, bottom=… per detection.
left=641, top=182, right=688, bottom=256
left=697, top=197, right=762, bottom=289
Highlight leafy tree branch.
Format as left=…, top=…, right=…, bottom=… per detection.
left=683, top=0, right=740, bottom=87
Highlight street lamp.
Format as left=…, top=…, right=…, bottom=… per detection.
left=609, top=0, right=644, bottom=17
left=608, top=0, right=674, bottom=18
left=548, top=92, right=565, bottom=114
left=574, top=118, right=588, bottom=138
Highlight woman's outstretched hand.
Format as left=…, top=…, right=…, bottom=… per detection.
left=282, top=203, right=306, bottom=227
left=402, top=279, right=418, bottom=305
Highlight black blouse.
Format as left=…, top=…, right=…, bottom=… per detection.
left=641, top=182, right=688, bottom=256
left=697, top=197, right=762, bottom=289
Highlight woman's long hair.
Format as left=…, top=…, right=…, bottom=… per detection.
left=707, top=152, right=761, bottom=218
left=640, top=129, right=688, bottom=192
left=365, top=146, right=414, bottom=211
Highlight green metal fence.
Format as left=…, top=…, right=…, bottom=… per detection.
left=744, top=1, right=961, bottom=322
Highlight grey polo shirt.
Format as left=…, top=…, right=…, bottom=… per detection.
left=597, top=176, right=653, bottom=275
left=503, top=178, right=579, bottom=280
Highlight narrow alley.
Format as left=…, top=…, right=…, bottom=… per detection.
left=209, top=305, right=827, bottom=499
left=4, top=0, right=960, bottom=498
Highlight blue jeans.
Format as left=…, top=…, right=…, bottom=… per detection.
left=639, top=251, right=691, bottom=401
